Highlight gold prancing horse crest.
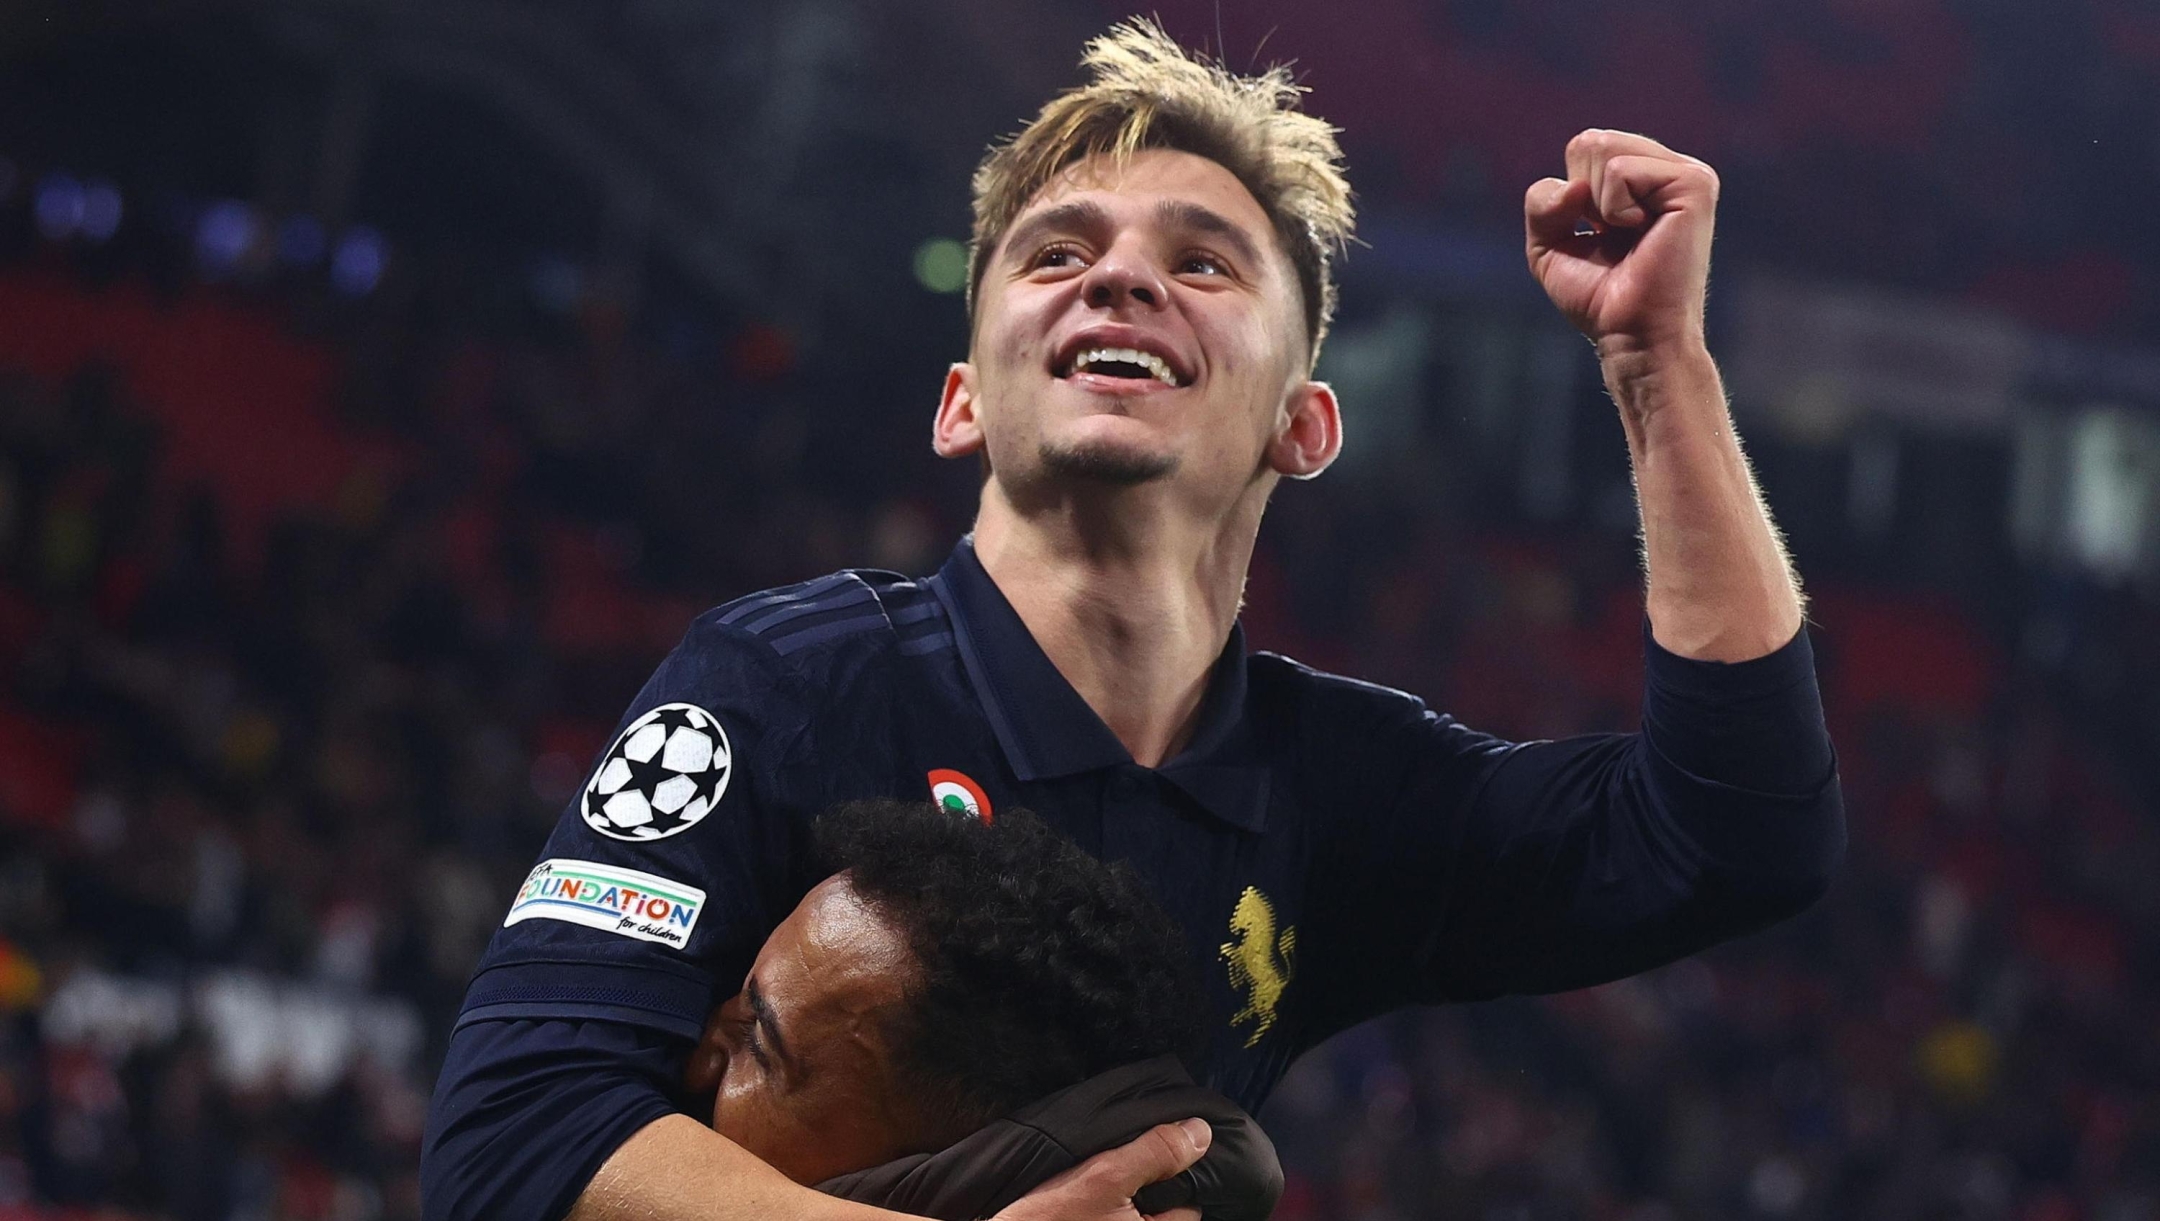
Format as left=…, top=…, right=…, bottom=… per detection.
left=1220, top=885, right=1295, bottom=1048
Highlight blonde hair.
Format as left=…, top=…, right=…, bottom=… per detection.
left=967, top=19, right=1355, bottom=364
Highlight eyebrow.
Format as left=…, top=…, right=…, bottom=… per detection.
left=1151, top=199, right=1264, bottom=271
left=1000, top=200, right=1112, bottom=267
left=744, top=979, right=800, bottom=1077
left=999, top=197, right=1267, bottom=273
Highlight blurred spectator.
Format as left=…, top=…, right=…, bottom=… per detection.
left=2, top=3, right=2160, bottom=1219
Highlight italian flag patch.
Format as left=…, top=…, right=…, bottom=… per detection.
left=927, top=769, right=993, bottom=824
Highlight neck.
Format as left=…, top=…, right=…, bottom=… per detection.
left=971, top=479, right=1266, bottom=768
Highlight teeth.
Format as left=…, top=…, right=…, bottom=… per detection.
left=1073, top=346, right=1179, bottom=387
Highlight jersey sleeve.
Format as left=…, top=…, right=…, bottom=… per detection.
left=420, top=1017, right=687, bottom=1221
left=1299, top=624, right=1845, bottom=1029
left=455, top=612, right=819, bottom=1041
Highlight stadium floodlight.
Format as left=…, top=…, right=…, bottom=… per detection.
left=331, top=227, right=387, bottom=295
left=196, top=199, right=259, bottom=276
left=33, top=173, right=85, bottom=241
left=80, top=181, right=123, bottom=243
left=913, top=237, right=968, bottom=294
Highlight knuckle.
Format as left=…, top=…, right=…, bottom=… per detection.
left=1146, top=1125, right=1183, bottom=1160
left=1084, top=1160, right=1130, bottom=1194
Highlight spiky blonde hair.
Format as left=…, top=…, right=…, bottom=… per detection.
left=968, top=19, right=1355, bottom=365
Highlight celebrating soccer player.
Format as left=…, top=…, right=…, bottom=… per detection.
left=423, top=19, right=1842, bottom=1221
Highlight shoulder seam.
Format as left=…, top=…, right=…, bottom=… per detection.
left=718, top=572, right=869, bottom=636
left=708, top=571, right=948, bottom=660
left=1251, top=649, right=1426, bottom=705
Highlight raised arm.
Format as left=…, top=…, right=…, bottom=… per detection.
left=1525, top=128, right=1803, bottom=663
left=1289, top=134, right=1846, bottom=1020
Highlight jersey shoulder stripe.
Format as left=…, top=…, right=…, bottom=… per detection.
left=712, top=569, right=952, bottom=659
left=874, top=578, right=953, bottom=658
left=716, top=572, right=865, bottom=632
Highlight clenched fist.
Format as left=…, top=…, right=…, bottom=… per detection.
left=1525, top=129, right=1719, bottom=356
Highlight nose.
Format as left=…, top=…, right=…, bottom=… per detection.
left=1079, top=243, right=1167, bottom=312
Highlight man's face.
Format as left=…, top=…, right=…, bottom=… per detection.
left=686, top=875, right=921, bottom=1185
left=945, top=148, right=1332, bottom=507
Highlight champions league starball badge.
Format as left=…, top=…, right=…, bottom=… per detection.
left=581, top=703, right=733, bottom=841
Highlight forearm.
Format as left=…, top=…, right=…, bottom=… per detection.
left=1603, top=340, right=1803, bottom=662
left=573, top=1113, right=1216, bottom=1221
left=567, top=1115, right=909, bottom=1221
left=424, top=1017, right=905, bottom=1221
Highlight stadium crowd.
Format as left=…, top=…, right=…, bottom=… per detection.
left=2, top=1, right=2160, bottom=1218
left=0, top=218, right=2154, bottom=1221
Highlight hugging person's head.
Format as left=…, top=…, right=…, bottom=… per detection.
left=684, top=801, right=1203, bottom=1185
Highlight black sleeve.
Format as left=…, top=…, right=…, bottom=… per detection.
left=1304, top=624, right=1844, bottom=1023
left=459, top=611, right=818, bottom=1041
left=421, top=1017, right=690, bottom=1221
left=428, top=609, right=826, bottom=1216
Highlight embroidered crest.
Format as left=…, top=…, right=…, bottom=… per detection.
left=1220, top=886, right=1295, bottom=1048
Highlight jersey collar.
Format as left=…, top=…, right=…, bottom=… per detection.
left=927, top=537, right=1269, bottom=833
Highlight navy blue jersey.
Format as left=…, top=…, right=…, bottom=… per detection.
left=424, top=538, right=1843, bottom=1220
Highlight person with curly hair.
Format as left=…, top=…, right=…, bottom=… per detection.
left=427, top=18, right=1841, bottom=1221
left=678, top=801, right=1274, bottom=1221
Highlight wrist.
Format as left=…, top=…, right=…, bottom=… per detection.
left=1597, top=337, right=1721, bottom=436
left=1597, top=331, right=1713, bottom=383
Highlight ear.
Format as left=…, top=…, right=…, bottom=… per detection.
left=683, top=1007, right=732, bottom=1094
left=932, top=363, right=986, bottom=459
left=1266, top=380, right=1342, bottom=480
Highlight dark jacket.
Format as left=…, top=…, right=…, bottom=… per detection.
left=817, top=1057, right=1282, bottom=1221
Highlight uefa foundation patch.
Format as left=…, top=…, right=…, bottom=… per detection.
left=505, top=859, right=707, bottom=948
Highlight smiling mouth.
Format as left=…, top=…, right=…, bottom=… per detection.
left=1056, top=346, right=1182, bottom=388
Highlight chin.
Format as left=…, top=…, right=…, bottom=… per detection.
left=1038, top=438, right=1180, bottom=487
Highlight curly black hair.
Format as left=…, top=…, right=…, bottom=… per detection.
left=815, top=800, right=1205, bottom=1142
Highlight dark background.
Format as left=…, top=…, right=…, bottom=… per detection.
left=1, top=1, right=2157, bottom=1218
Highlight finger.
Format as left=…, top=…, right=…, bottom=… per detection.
left=1524, top=176, right=1572, bottom=220
left=1596, top=157, right=1648, bottom=229
left=1565, top=130, right=1714, bottom=223
left=1564, top=127, right=1692, bottom=181
left=1524, top=177, right=1596, bottom=250
left=1080, top=1119, right=1212, bottom=1198
left=1599, top=153, right=1718, bottom=226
